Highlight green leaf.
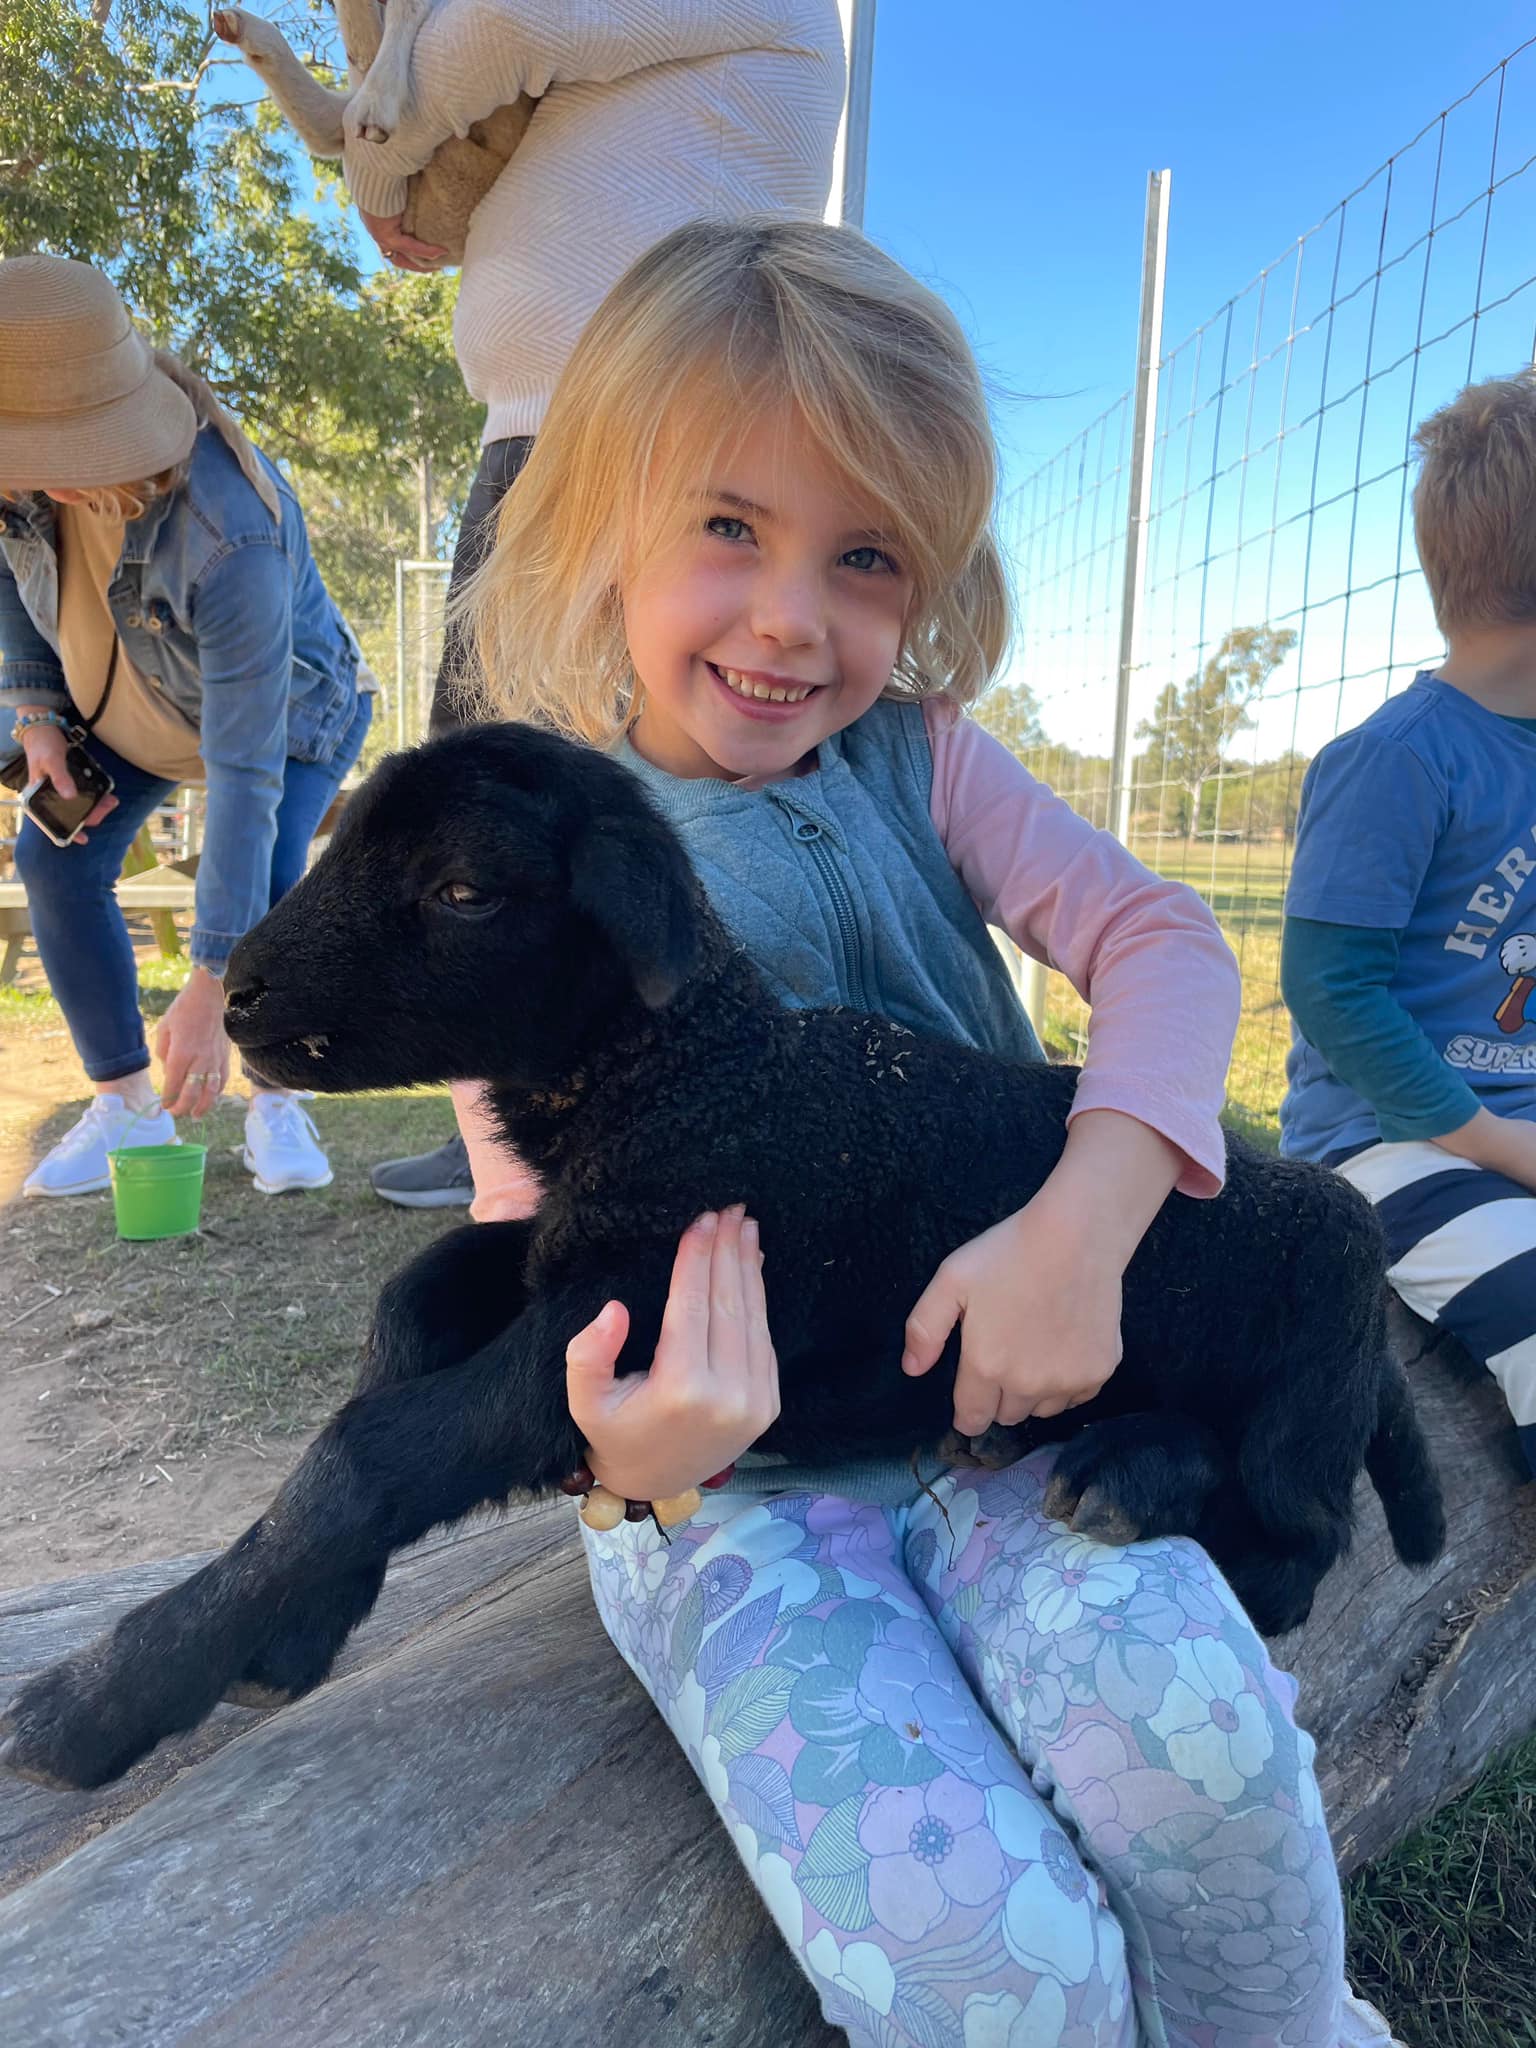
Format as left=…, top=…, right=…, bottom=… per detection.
left=798, top=1797, right=872, bottom=1933
left=715, top=1665, right=795, bottom=1759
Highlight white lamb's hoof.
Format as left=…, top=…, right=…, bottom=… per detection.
left=211, top=8, right=245, bottom=44
left=358, top=121, right=392, bottom=143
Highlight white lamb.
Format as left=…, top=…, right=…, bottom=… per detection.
left=212, top=0, right=533, bottom=265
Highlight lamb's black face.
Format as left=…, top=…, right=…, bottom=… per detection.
left=223, top=725, right=702, bottom=1094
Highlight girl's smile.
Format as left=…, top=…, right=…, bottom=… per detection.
left=624, top=408, right=912, bottom=782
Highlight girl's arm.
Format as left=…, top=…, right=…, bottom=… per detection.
left=901, top=704, right=1241, bottom=1434
left=924, top=700, right=1240, bottom=1195
left=343, top=0, right=838, bottom=215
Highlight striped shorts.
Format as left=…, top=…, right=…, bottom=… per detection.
left=1332, top=1138, right=1536, bottom=1477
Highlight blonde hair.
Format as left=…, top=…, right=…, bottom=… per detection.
left=461, top=217, right=1011, bottom=743
left=1413, top=369, right=1536, bottom=633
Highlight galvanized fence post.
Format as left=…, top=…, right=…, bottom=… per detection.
left=1110, top=168, right=1170, bottom=844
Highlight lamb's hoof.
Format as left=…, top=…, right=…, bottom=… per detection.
left=211, top=8, right=243, bottom=43
left=0, top=1731, right=82, bottom=1794
left=222, top=1679, right=300, bottom=1711
left=937, top=1424, right=1022, bottom=1471
left=1044, top=1477, right=1143, bottom=1548
left=357, top=120, right=392, bottom=145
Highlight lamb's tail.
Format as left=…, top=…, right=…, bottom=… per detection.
left=1365, top=1350, right=1447, bottom=1567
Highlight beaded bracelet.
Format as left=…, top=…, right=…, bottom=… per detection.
left=560, top=1461, right=737, bottom=1532
left=10, top=708, right=72, bottom=744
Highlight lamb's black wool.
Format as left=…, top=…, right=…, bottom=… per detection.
left=0, top=725, right=1445, bottom=1792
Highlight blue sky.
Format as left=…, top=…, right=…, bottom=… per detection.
left=862, top=0, right=1533, bottom=479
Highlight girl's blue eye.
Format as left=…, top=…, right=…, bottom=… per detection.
left=706, top=514, right=751, bottom=542
left=843, top=544, right=899, bottom=574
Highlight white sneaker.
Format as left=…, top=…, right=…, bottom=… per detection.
left=24, top=1094, right=177, bottom=1198
left=242, top=1092, right=333, bottom=1195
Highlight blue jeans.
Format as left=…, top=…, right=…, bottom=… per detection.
left=14, top=693, right=371, bottom=1083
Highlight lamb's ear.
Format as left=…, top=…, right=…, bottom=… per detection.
left=569, top=811, right=702, bottom=1009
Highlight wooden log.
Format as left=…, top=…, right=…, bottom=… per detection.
left=0, top=1327, right=1531, bottom=2046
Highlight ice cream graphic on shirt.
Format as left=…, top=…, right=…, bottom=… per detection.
left=1498, top=932, right=1536, bottom=1033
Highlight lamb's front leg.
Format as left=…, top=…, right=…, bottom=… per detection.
left=211, top=10, right=350, bottom=154
left=347, top=0, right=433, bottom=143
left=0, top=1294, right=592, bottom=1792
left=224, top=1219, right=538, bottom=1708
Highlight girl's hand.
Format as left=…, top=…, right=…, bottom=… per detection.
left=901, top=1109, right=1185, bottom=1436
left=154, top=967, right=231, bottom=1117
left=901, top=1200, right=1125, bottom=1435
left=18, top=720, right=118, bottom=842
left=566, top=1205, right=779, bottom=1502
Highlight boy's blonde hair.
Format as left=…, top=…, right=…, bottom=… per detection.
left=1413, top=369, right=1536, bottom=633
left=462, top=217, right=1011, bottom=743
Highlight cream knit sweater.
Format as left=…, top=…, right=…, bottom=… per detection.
left=343, top=0, right=847, bottom=443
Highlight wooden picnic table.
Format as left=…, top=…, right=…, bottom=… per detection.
left=0, top=871, right=197, bottom=986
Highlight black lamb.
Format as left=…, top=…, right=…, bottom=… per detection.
left=0, top=724, right=1445, bottom=1793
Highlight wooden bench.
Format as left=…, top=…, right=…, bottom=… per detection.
left=0, top=1313, right=1531, bottom=2043
left=0, top=871, right=197, bottom=987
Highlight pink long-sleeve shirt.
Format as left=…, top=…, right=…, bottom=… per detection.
left=457, top=704, right=1241, bottom=1217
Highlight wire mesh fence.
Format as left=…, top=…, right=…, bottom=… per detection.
left=387, top=559, right=454, bottom=756
left=997, top=34, right=1536, bottom=1138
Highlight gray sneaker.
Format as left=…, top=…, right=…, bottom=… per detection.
left=369, top=1132, right=473, bottom=1208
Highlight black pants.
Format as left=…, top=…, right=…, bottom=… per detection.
left=428, top=434, right=536, bottom=736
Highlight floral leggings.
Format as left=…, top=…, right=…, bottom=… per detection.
left=583, top=1450, right=1395, bottom=2048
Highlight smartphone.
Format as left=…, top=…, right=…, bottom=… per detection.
left=0, top=743, right=116, bottom=848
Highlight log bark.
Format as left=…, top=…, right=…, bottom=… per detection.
left=0, top=1324, right=1531, bottom=2046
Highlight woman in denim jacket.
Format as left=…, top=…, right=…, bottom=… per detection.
left=0, top=255, right=371, bottom=1197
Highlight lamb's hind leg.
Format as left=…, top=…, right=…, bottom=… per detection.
left=0, top=1288, right=592, bottom=1792
left=347, top=0, right=433, bottom=143
left=225, top=1221, right=536, bottom=1708
left=1042, top=1412, right=1226, bottom=1546
left=1205, top=1362, right=1366, bottom=1637
left=332, top=0, right=384, bottom=84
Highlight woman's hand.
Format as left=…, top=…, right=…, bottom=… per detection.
left=357, top=206, right=448, bottom=272
left=154, top=967, right=231, bottom=1118
left=18, top=719, right=118, bottom=842
left=901, top=1109, right=1185, bottom=1436
left=565, top=1205, right=779, bottom=1502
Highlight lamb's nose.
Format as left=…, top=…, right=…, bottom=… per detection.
left=222, top=974, right=266, bottom=1025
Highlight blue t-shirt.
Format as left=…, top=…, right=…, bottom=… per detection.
left=1280, top=673, right=1536, bottom=1161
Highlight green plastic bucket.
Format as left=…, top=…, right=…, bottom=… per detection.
left=107, top=1142, right=208, bottom=1241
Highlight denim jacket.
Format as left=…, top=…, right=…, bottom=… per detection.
left=0, top=426, right=360, bottom=972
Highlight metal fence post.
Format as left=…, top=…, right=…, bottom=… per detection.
left=1109, top=169, right=1171, bottom=843
left=829, top=1, right=877, bottom=229
left=393, top=558, right=408, bottom=752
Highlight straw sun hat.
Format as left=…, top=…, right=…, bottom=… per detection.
left=0, top=254, right=198, bottom=490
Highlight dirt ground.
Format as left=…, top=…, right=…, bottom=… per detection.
left=0, top=971, right=460, bottom=1592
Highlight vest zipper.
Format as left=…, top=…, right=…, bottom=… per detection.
left=782, top=808, right=871, bottom=1013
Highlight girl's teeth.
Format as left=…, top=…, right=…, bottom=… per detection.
left=720, top=667, right=813, bottom=704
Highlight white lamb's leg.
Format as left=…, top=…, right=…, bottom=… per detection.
left=211, top=9, right=349, bottom=155
left=347, top=0, right=434, bottom=145
left=332, top=0, right=385, bottom=89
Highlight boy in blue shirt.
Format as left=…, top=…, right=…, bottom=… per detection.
left=1280, top=370, right=1536, bottom=1478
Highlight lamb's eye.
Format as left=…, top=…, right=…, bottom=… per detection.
left=434, top=881, right=502, bottom=918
